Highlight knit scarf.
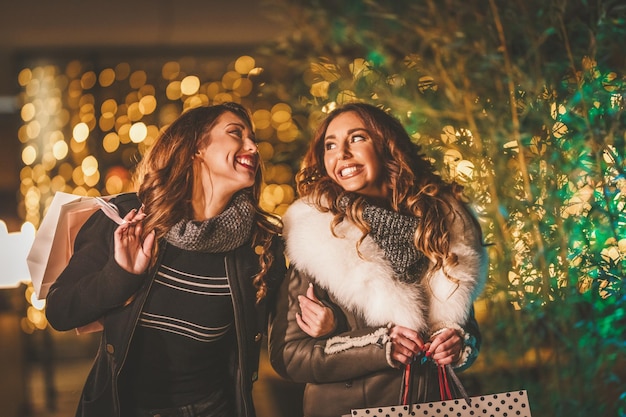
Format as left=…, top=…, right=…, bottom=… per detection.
left=165, top=191, right=255, bottom=253
left=359, top=201, right=429, bottom=282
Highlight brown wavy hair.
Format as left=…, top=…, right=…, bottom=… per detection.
left=297, top=102, right=471, bottom=274
left=135, top=102, right=281, bottom=301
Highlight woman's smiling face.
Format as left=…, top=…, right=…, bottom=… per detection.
left=322, top=111, right=389, bottom=199
left=195, top=111, right=259, bottom=197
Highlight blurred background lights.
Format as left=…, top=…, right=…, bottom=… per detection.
left=129, top=122, right=147, bottom=143
left=181, top=75, right=201, bottom=95
left=72, top=122, right=89, bottom=142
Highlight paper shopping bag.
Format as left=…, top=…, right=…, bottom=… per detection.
left=26, top=192, right=125, bottom=333
left=351, top=390, right=531, bottom=416
left=27, top=192, right=124, bottom=300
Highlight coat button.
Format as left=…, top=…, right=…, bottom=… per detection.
left=251, top=371, right=258, bottom=382
left=106, top=344, right=115, bottom=354
left=254, top=332, right=262, bottom=342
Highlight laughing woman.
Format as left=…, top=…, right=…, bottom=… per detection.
left=269, top=102, right=488, bottom=417
left=46, top=102, right=286, bottom=417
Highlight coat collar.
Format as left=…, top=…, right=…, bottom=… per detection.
left=283, top=199, right=429, bottom=331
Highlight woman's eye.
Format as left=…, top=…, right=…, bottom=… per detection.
left=229, top=129, right=243, bottom=138
left=351, top=134, right=366, bottom=143
left=324, top=142, right=336, bottom=151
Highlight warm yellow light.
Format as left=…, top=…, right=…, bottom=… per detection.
left=81, top=155, right=98, bottom=177
left=129, top=70, right=148, bottom=89
left=18, top=68, right=33, bottom=87
left=233, top=78, right=253, bottom=97
left=81, top=71, right=97, bottom=89
left=235, top=56, right=256, bottom=75
left=272, top=164, right=294, bottom=184
left=456, top=160, right=475, bottom=180
left=206, top=82, right=222, bottom=99
left=21, top=102, right=36, bottom=122
left=258, top=142, right=274, bottom=161
left=212, top=93, right=234, bottom=104
left=101, top=98, right=118, bottom=116
left=106, top=175, right=124, bottom=195
left=99, top=68, right=116, bottom=87
left=276, top=122, right=298, bottom=143
left=139, top=95, right=157, bottom=115
left=181, top=75, right=201, bottom=96
left=221, top=71, right=240, bottom=90
left=115, top=62, right=131, bottom=80
left=103, top=132, right=120, bottom=153
left=50, top=175, right=66, bottom=192
left=52, top=140, right=69, bottom=160
left=22, top=145, right=37, bottom=165
left=552, top=121, right=568, bottom=138
left=84, top=171, right=100, bottom=187
left=162, top=61, right=180, bottom=80
left=253, top=109, right=271, bottom=129
left=99, top=113, right=115, bottom=131
left=310, top=81, right=329, bottom=98
left=73, top=122, right=90, bottom=142
left=129, top=122, right=147, bottom=143
left=128, top=102, right=142, bottom=121
left=166, top=81, right=182, bottom=100
left=118, top=123, right=131, bottom=144
left=26, top=120, right=41, bottom=139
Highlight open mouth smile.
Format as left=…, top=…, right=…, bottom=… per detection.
left=236, top=154, right=258, bottom=171
left=338, top=164, right=362, bottom=178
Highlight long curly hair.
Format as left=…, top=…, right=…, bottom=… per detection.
left=297, top=102, right=470, bottom=273
left=135, top=102, right=281, bottom=301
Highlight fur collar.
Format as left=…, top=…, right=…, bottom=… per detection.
left=283, top=198, right=487, bottom=334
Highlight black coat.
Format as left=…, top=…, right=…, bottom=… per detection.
left=46, top=193, right=286, bottom=417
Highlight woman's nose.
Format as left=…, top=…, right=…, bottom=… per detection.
left=244, top=137, right=258, bottom=153
left=340, top=144, right=352, bottom=159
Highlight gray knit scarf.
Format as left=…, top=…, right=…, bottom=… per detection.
left=165, top=191, right=255, bottom=253
left=339, top=197, right=428, bottom=283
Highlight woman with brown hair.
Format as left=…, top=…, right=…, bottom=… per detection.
left=46, top=102, right=286, bottom=417
left=269, top=102, right=487, bottom=417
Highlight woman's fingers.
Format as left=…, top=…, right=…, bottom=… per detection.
left=389, top=325, right=425, bottom=365
left=113, top=208, right=153, bottom=274
left=427, top=328, right=463, bottom=365
left=297, top=295, right=335, bottom=337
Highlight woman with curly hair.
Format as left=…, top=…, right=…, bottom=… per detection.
left=46, top=102, right=286, bottom=417
left=269, top=102, right=487, bottom=417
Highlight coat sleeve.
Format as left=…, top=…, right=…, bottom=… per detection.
left=425, top=196, right=487, bottom=370
left=45, top=197, right=147, bottom=331
left=268, top=266, right=392, bottom=384
left=426, top=197, right=488, bottom=331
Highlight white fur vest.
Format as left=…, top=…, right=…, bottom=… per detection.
left=283, top=198, right=488, bottom=334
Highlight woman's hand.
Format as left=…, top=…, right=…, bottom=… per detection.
left=114, top=207, right=155, bottom=274
left=425, top=328, right=463, bottom=366
left=296, top=284, right=336, bottom=338
left=388, top=325, right=425, bottom=366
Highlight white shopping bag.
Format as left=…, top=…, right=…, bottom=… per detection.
left=26, top=192, right=125, bottom=334
left=350, top=390, right=531, bottom=417
left=27, top=192, right=124, bottom=300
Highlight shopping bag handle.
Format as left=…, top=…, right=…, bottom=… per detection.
left=401, top=360, right=471, bottom=406
left=440, top=364, right=471, bottom=405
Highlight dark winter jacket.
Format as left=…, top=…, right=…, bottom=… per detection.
left=46, top=193, right=286, bottom=417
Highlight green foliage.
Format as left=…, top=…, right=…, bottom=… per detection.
left=259, top=0, right=626, bottom=415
